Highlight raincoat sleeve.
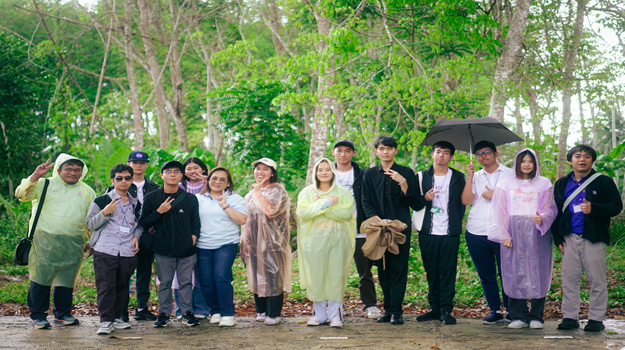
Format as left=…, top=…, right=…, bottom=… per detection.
left=296, top=186, right=330, bottom=222
left=325, top=188, right=355, bottom=222
left=15, top=177, right=44, bottom=202
left=536, top=181, right=557, bottom=235
left=488, top=182, right=510, bottom=244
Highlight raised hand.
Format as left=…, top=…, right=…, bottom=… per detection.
left=217, top=195, right=229, bottom=209
left=31, top=158, right=55, bottom=182
left=580, top=198, right=591, bottom=214
left=157, top=197, right=175, bottom=214
left=424, top=188, right=439, bottom=201
left=533, top=211, right=543, bottom=225
left=482, top=185, right=494, bottom=200
left=102, top=198, right=122, bottom=216
left=328, top=196, right=339, bottom=206
left=384, top=169, right=406, bottom=184
left=465, top=161, right=475, bottom=177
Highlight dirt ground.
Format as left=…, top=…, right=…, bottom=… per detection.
left=0, top=316, right=624, bottom=349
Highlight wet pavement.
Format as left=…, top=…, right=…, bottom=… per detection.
left=0, top=316, right=624, bottom=349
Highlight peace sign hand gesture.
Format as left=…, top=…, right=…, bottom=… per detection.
left=102, top=198, right=122, bottom=216
left=384, top=169, right=406, bottom=185
left=31, top=158, right=55, bottom=182
left=157, top=197, right=175, bottom=214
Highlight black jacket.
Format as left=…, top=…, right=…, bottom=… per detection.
left=551, top=169, right=622, bottom=246
left=106, top=178, right=160, bottom=199
left=413, top=166, right=466, bottom=236
left=139, top=187, right=200, bottom=258
left=334, top=161, right=366, bottom=235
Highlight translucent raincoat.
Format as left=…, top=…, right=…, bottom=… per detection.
left=241, top=182, right=292, bottom=297
left=296, top=159, right=356, bottom=302
left=15, top=154, right=95, bottom=288
left=488, top=148, right=557, bottom=299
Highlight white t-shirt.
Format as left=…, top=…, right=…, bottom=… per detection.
left=431, top=169, right=452, bottom=236
left=336, top=168, right=363, bottom=238
left=134, top=180, right=145, bottom=204
left=466, top=164, right=514, bottom=236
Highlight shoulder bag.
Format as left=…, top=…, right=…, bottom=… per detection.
left=14, top=178, right=50, bottom=266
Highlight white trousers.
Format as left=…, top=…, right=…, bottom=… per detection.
left=313, top=300, right=343, bottom=322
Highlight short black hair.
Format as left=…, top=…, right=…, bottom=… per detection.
left=567, top=145, right=597, bottom=162
left=110, top=164, right=134, bottom=178
left=473, top=140, right=496, bottom=154
left=432, top=141, right=455, bottom=155
left=161, top=161, right=184, bottom=173
left=60, top=159, right=84, bottom=169
left=373, top=136, right=397, bottom=149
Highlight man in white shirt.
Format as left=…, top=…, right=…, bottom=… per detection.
left=461, top=140, right=514, bottom=324
left=332, top=140, right=382, bottom=319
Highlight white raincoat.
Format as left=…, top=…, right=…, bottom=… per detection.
left=296, top=159, right=356, bottom=302
left=15, top=154, right=95, bottom=288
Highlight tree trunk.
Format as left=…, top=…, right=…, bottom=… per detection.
left=577, top=81, right=587, bottom=145
left=123, top=0, right=144, bottom=150
left=590, top=103, right=597, bottom=149
left=556, top=0, right=587, bottom=178
left=136, top=0, right=170, bottom=149
left=167, top=0, right=189, bottom=151
left=526, top=88, right=541, bottom=144
left=487, top=0, right=532, bottom=122
left=514, top=95, right=524, bottom=151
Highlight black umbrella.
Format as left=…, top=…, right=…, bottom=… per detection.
left=420, top=117, right=523, bottom=157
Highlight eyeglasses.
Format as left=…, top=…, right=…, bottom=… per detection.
left=61, top=168, right=82, bottom=174
left=164, top=170, right=181, bottom=175
left=115, top=176, right=132, bottom=181
left=210, top=177, right=227, bottom=183
left=476, top=150, right=494, bottom=157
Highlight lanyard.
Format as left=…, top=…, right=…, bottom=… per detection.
left=434, top=170, right=450, bottom=209
left=118, top=199, right=133, bottom=227
left=484, top=170, right=500, bottom=190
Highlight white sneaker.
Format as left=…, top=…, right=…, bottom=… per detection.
left=330, top=313, right=343, bottom=328
left=530, top=320, right=544, bottom=329
left=264, top=317, right=281, bottom=325
left=97, top=322, right=115, bottom=335
left=307, top=316, right=326, bottom=326
left=219, top=316, right=235, bottom=327
left=113, top=318, right=131, bottom=329
left=508, top=320, right=529, bottom=329
left=210, top=313, right=222, bottom=324
left=255, top=313, right=267, bottom=322
left=365, top=306, right=382, bottom=319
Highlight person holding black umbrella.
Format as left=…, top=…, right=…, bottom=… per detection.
left=414, top=141, right=467, bottom=325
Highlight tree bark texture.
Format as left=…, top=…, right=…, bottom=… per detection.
left=121, top=0, right=144, bottom=150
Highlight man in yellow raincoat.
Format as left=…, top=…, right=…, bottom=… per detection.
left=15, top=154, right=95, bottom=329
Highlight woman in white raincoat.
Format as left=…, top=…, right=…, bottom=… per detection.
left=488, top=148, right=557, bottom=330
left=297, top=158, right=356, bottom=328
left=15, top=154, right=95, bottom=328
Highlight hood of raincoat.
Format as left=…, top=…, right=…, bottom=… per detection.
left=53, top=153, right=89, bottom=184
left=313, top=158, right=338, bottom=192
left=512, top=148, right=540, bottom=181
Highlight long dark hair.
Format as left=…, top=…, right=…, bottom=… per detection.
left=181, top=157, right=209, bottom=188
left=207, top=166, right=235, bottom=194
left=314, top=159, right=334, bottom=189
left=515, top=150, right=537, bottom=180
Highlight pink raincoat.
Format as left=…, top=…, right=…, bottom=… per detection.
left=488, top=148, right=557, bottom=299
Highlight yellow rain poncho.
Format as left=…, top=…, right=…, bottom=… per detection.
left=296, top=159, right=356, bottom=302
left=15, top=154, right=95, bottom=288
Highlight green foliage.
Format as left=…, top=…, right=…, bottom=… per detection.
left=0, top=201, right=31, bottom=265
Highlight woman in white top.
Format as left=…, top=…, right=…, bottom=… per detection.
left=196, top=167, right=247, bottom=327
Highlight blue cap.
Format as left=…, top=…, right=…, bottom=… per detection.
left=128, top=151, right=150, bottom=162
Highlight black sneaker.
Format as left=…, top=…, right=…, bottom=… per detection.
left=557, top=318, right=580, bottom=330
left=377, top=314, right=391, bottom=323
left=416, top=310, right=441, bottom=322
left=154, top=313, right=169, bottom=327
left=135, top=309, right=158, bottom=321
left=584, top=320, right=605, bottom=332
left=390, top=314, right=404, bottom=325
left=181, top=311, right=199, bottom=327
left=441, top=311, right=456, bottom=325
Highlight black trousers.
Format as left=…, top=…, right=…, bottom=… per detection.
left=254, top=293, right=284, bottom=318
left=508, top=297, right=545, bottom=323
left=378, top=231, right=411, bottom=316
left=419, top=234, right=460, bottom=313
left=354, top=238, right=377, bottom=310
left=134, top=248, right=154, bottom=311
left=27, top=281, right=73, bottom=320
left=94, top=251, right=138, bottom=322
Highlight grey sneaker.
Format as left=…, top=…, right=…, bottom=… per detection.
left=97, top=322, right=115, bottom=335
left=365, top=306, right=382, bottom=319
left=53, top=315, right=79, bottom=326
left=508, top=320, right=529, bottom=329
left=113, top=318, right=131, bottom=329
left=181, top=311, right=199, bottom=326
left=31, top=319, right=51, bottom=329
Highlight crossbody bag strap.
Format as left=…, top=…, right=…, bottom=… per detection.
left=418, top=171, right=423, bottom=195
left=28, top=178, right=50, bottom=241
left=562, top=173, right=601, bottom=213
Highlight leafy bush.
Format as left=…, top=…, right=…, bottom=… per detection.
left=0, top=200, right=31, bottom=265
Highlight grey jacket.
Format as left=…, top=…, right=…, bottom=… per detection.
left=86, top=191, right=143, bottom=247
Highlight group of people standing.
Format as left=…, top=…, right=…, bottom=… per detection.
left=14, top=135, right=621, bottom=335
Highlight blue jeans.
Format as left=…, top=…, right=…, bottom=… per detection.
left=465, top=231, right=508, bottom=312
left=196, top=243, right=239, bottom=317
left=173, top=267, right=211, bottom=318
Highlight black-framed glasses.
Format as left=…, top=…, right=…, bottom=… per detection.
left=476, top=150, right=494, bottom=157
left=61, top=168, right=83, bottom=174
left=115, top=176, right=132, bottom=181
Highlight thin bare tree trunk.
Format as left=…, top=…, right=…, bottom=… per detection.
left=514, top=95, right=524, bottom=151
left=121, top=0, right=144, bottom=149
left=90, top=0, right=116, bottom=136
left=167, top=0, right=189, bottom=151
left=577, top=81, right=587, bottom=144
left=487, top=0, right=532, bottom=122
left=590, top=103, right=597, bottom=149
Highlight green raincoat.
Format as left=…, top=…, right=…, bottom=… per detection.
left=296, top=158, right=356, bottom=302
left=15, top=154, right=95, bottom=288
